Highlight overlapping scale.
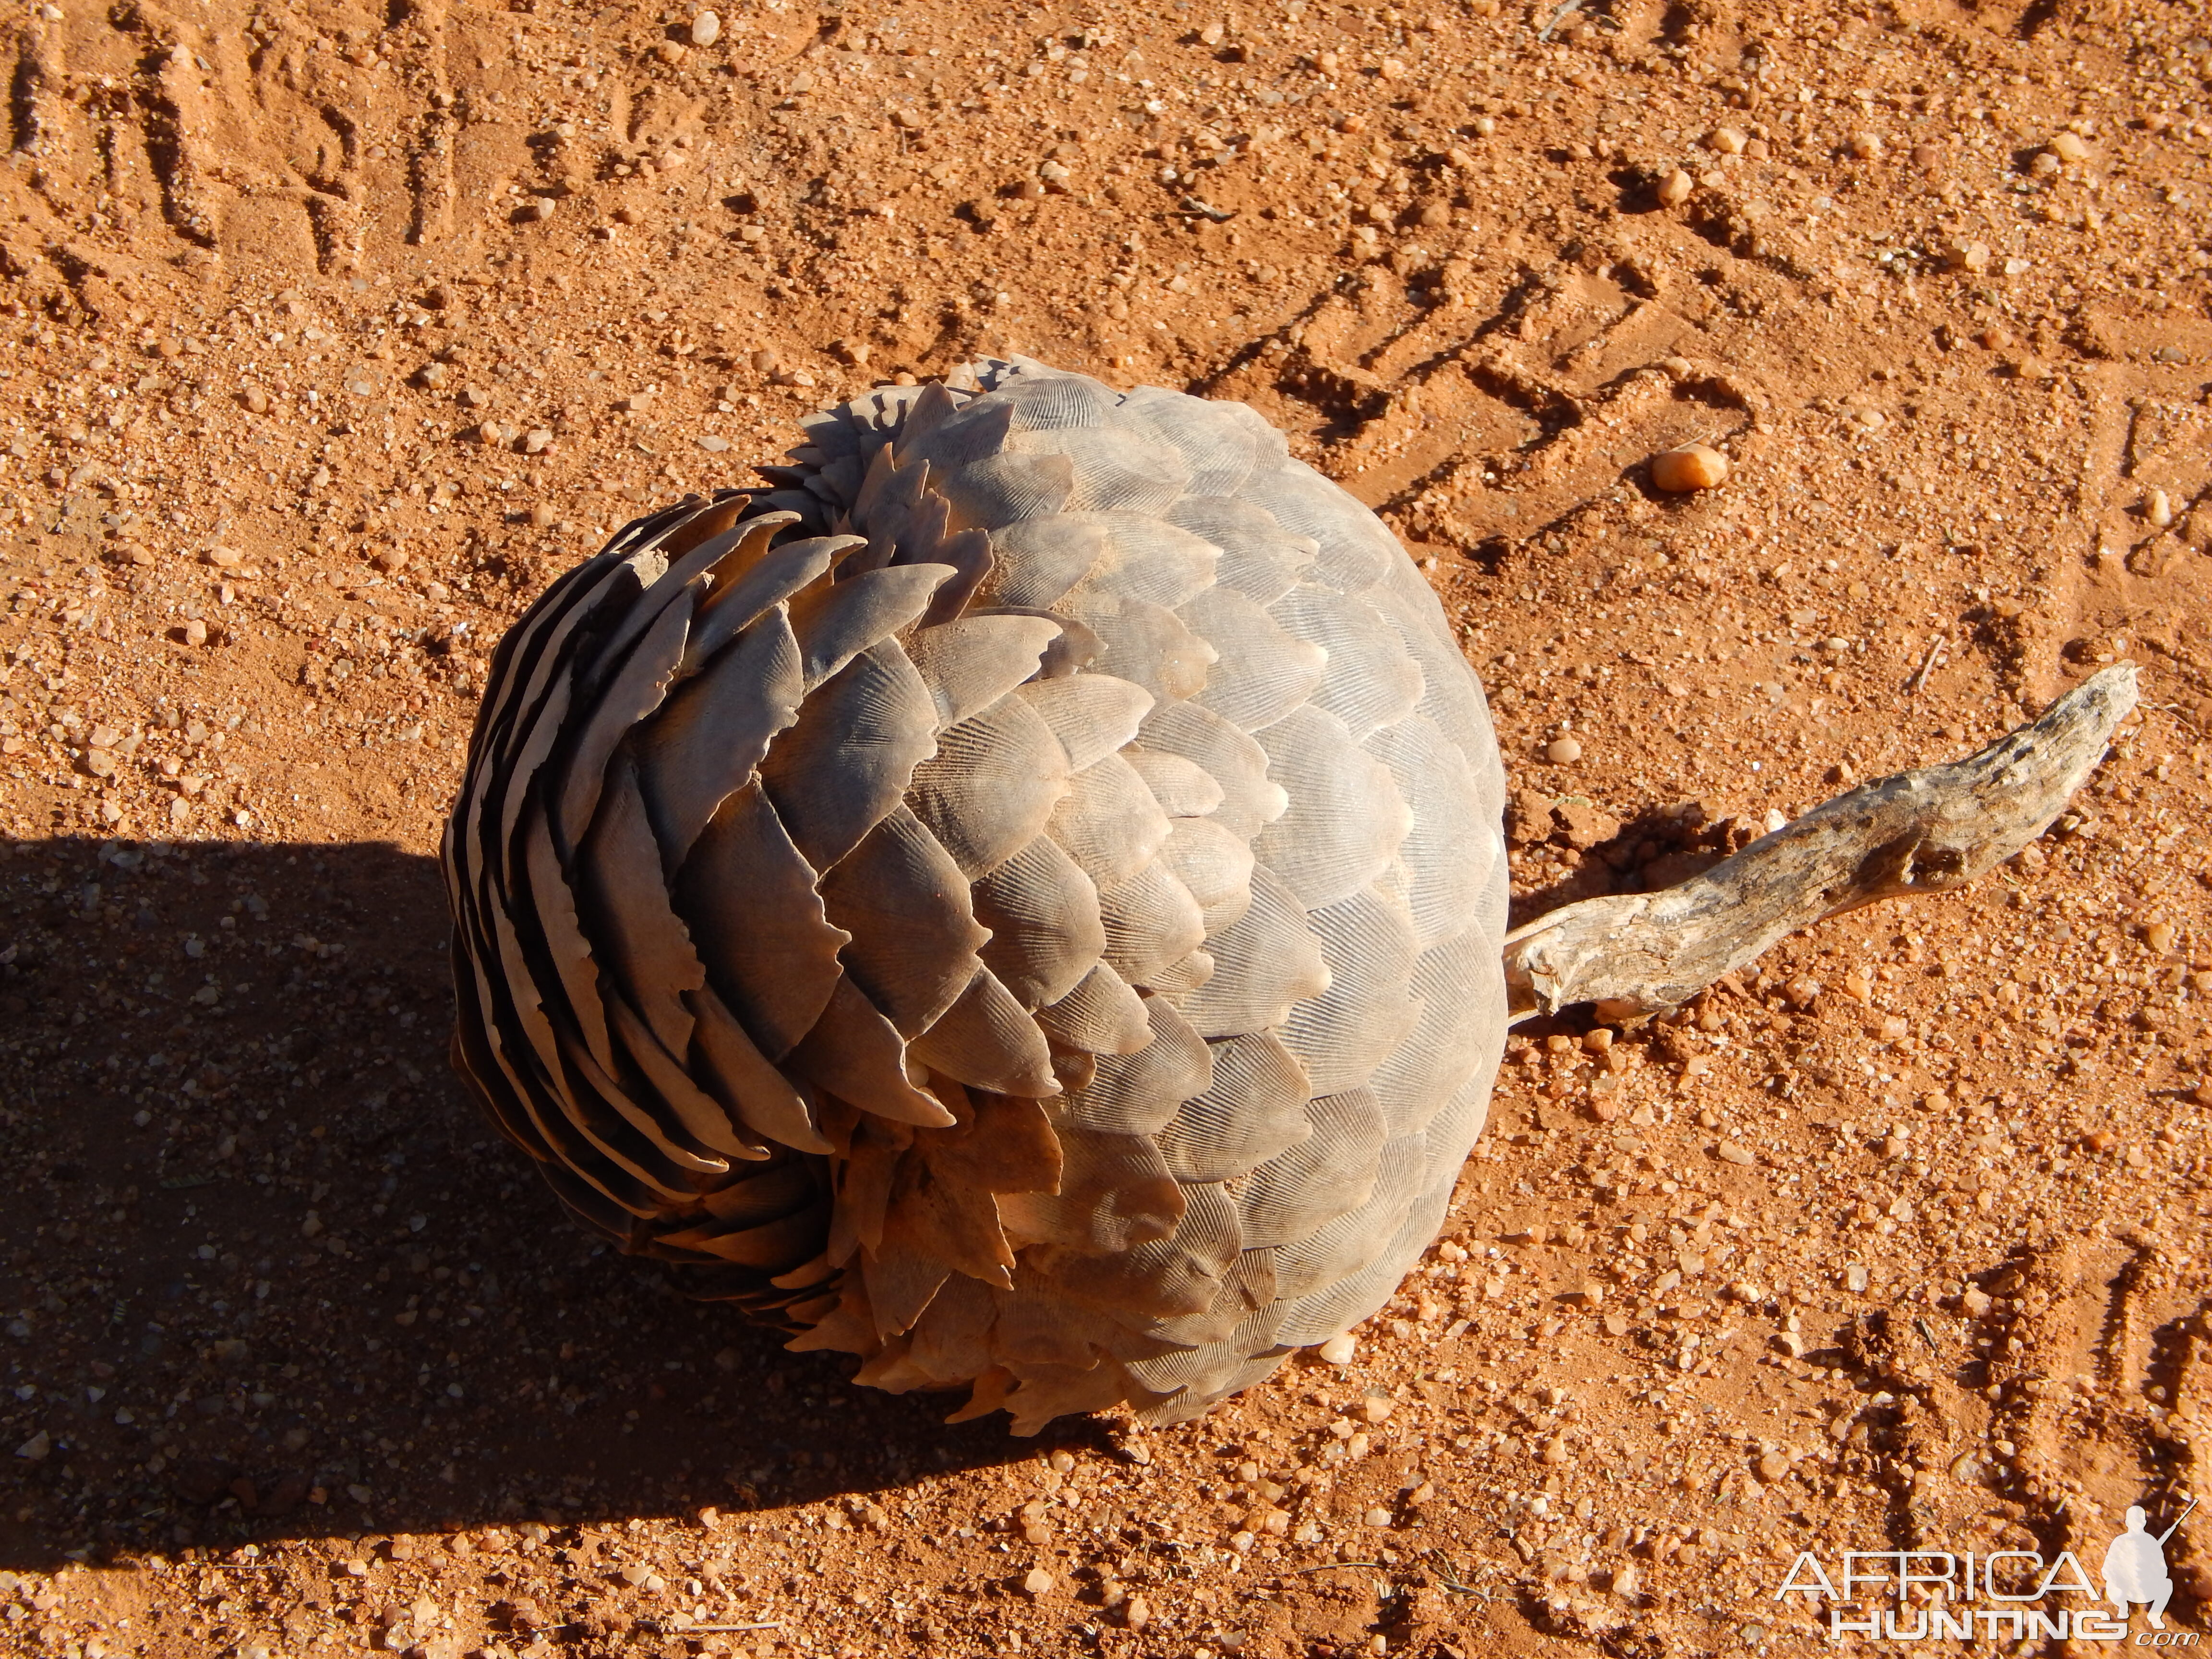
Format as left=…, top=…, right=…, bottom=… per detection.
left=446, top=356, right=1508, bottom=1428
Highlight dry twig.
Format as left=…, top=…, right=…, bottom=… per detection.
left=1502, top=666, right=2138, bottom=1021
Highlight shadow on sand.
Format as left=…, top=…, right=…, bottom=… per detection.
left=0, top=834, right=1076, bottom=1571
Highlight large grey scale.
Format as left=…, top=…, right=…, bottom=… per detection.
left=443, top=356, right=2133, bottom=1434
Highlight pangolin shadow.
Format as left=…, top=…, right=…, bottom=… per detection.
left=0, top=834, right=1106, bottom=1570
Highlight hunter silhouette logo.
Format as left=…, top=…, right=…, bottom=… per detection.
left=1774, top=1493, right=2200, bottom=1643
left=2104, top=1501, right=2195, bottom=1632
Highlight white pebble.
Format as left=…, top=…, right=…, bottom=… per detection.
left=1545, top=737, right=1583, bottom=765
left=690, top=10, right=721, bottom=46
left=1317, top=1334, right=1358, bottom=1365
left=2145, top=488, right=2174, bottom=529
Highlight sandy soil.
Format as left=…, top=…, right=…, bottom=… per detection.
left=2, top=0, right=2211, bottom=1654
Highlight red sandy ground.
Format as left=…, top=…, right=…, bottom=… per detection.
left=2, top=0, right=2211, bottom=1654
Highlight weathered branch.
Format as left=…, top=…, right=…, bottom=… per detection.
left=1502, top=666, right=2140, bottom=1022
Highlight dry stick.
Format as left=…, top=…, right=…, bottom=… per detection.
left=1502, top=666, right=2138, bottom=1022
left=1908, top=633, right=1949, bottom=695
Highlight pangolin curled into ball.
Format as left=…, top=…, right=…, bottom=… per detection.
left=443, top=357, right=1509, bottom=1432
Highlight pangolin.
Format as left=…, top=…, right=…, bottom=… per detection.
left=441, top=354, right=2131, bottom=1432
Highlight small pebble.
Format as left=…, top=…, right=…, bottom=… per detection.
left=1544, top=736, right=1583, bottom=765
left=240, top=386, right=269, bottom=414
left=1755, top=1450, right=1790, bottom=1482
left=2145, top=489, right=2174, bottom=529
left=1651, top=444, right=1728, bottom=492
left=1364, top=1507, right=1395, bottom=1527
left=1849, top=132, right=1883, bottom=159
left=1022, top=1567, right=1055, bottom=1596
left=1706, top=127, right=1747, bottom=155
left=181, top=618, right=208, bottom=647
left=2142, top=920, right=2176, bottom=953
left=1656, top=168, right=1693, bottom=208
left=1317, top=1334, right=1358, bottom=1365
left=690, top=9, right=721, bottom=46
left=1124, top=1596, right=1153, bottom=1632
left=530, top=197, right=556, bottom=221
left=2048, top=131, right=2089, bottom=163
left=1359, top=1395, right=1395, bottom=1424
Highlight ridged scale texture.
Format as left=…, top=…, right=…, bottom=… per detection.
left=444, top=359, right=1509, bottom=1431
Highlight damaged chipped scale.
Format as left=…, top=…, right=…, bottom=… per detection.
left=443, top=357, right=2130, bottom=1432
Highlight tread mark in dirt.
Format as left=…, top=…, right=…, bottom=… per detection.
left=1975, top=1236, right=2186, bottom=1564
left=2092, top=1232, right=2160, bottom=1399
left=304, top=104, right=364, bottom=274
left=1196, top=254, right=1759, bottom=567
left=10, top=20, right=77, bottom=216
left=2142, top=1302, right=2209, bottom=1594
left=141, top=40, right=218, bottom=248
left=403, top=0, right=455, bottom=247
left=9, top=30, right=52, bottom=158
left=1840, top=1307, right=1956, bottom=1552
